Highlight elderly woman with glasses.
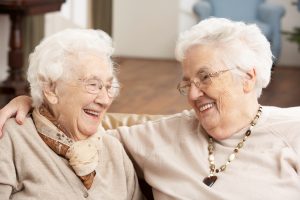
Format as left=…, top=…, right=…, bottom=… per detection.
left=0, top=29, right=142, bottom=199
left=1, top=18, right=300, bottom=199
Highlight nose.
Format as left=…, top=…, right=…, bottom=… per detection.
left=94, top=90, right=112, bottom=107
left=188, top=82, right=204, bottom=100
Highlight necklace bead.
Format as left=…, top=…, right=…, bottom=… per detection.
left=203, top=106, right=263, bottom=187
left=208, top=154, right=214, bottom=162
left=228, top=153, right=236, bottom=161
left=237, top=142, right=243, bottom=148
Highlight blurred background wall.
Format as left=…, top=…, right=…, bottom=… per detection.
left=113, top=0, right=300, bottom=66
left=1, top=0, right=300, bottom=83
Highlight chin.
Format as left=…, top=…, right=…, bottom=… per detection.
left=85, top=127, right=99, bottom=135
left=199, top=116, right=219, bottom=130
left=77, top=126, right=99, bottom=139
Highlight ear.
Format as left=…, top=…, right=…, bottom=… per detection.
left=243, top=68, right=256, bottom=93
left=43, top=82, right=58, bottom=105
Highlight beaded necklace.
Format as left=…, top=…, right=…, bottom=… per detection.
left=203, top=106, right=263, bottom=187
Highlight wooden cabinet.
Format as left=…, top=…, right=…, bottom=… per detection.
left=0, top=0, right=65, bottom=100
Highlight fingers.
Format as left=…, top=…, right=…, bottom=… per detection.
left=15, top=106, right=30, bottom=125
left=15, top=111, right=26, bottom=125
left=16, top=95, right=32, bottom=125
left=0, top=95, right=32, bottom=138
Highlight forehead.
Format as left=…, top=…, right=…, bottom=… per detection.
left=182, top=45, right=224, bottom=76
left=71, top=54, right=113, bottom=81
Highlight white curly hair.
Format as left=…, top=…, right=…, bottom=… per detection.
left=175, top=17, right=273, bottom=97
left=27, top=29, right=118, bottom=107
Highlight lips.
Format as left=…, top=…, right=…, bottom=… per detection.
left=83, top=109, right=101, bottom=117
left=198, top=102, right=215, bottom=112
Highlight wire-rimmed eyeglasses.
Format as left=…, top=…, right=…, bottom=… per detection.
left=177, top=69, right=233, bottom=96
left=79, top=78, right=120, bottom=98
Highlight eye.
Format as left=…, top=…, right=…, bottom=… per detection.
left=85, top=79, right=102, bottom=91
left=199, top=73, right=211, bottom=83
left=177, top=81, right=191, bottom=95
left=178, top=81, right=191, bottom=92
left=87, top=80, right=99, bottom=87
left=180, top=81, right=191, bottom=87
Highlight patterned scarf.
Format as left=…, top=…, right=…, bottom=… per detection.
left=32, top=106, right=103, bottom=189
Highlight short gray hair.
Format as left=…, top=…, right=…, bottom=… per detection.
left=175, top=17, right=273, bottom=97
left=27, top=29, right=117, bottom=107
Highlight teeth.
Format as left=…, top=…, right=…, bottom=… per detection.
left=84, top=109, right=100, bottom=116
left=199, top=103, right=214, bottom=112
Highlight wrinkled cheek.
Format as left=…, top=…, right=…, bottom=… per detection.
left=216, top=90, right=233, bottom=115
left=216, top=96, right=224, bottom=114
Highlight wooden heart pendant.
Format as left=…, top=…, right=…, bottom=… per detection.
left=203, top=176, right=217, bottom=187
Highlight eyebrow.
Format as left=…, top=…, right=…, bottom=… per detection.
left=182, top=67, right=211, bottom=81
left=86, top=76, right=114, bottom=83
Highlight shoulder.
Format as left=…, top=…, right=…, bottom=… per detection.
left=157, top=109, right=197, bottom=121
left=116, top=109, right=199, bottom=144
left=262, top=106, right=300, bottom=125
left=141, top=109, right=198, bottom=128
left=3, top=116, right=35, bottom=131
left=263, top=106, right=300, bottom=119
left=102, top=131, right=122, bottom=144
left=99, top=132, right=132, bottom=164
left=146, top=109, right=199, bottom=134
left=101, top=131, right=125, bottom=150
left=260, top=106, right=300, bottom=142
left=114, top=109, right=198, bottom=134
left=2, top=116, right=36, bottom=141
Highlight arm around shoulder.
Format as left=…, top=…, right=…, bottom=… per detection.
left=0, top=95, right=33, bottom=137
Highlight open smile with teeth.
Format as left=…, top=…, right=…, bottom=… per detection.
left=199, top=102, right=215, bottom=112
left=83, top=109, right=101, bottom=117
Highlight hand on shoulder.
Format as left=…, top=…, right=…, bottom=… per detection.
left=0, top=95, right=33, bottom=137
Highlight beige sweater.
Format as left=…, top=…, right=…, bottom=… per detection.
left=0, top=117, right=143, bottom=200
left=107, top=106, right=300, bottom=200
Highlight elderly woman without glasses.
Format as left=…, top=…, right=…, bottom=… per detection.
left=1, top=18, right=300, bottom=199
left=0, top=29, right=142, bottom=199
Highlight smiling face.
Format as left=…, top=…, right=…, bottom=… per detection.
left=182, top=45, right=253, bottom=139
left=44, top=54, right=114, bottom=141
